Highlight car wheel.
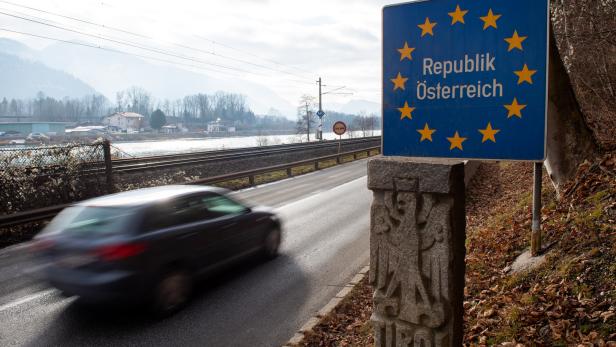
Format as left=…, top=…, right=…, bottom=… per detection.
left=263, top=227, right=281, bottom=259
left=152, top=269, right=192, bottom=316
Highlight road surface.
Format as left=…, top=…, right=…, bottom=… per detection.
left=0, top=159, right=372, bottom=346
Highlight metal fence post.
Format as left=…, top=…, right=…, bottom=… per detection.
left=102, top=140, right=114, bottom=194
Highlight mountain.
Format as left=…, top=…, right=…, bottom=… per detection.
left=0, top=52, right=98, bottom=100
left=37, top=41, right=297, bottom=117
left=0, top=38, right=37, bottom=60
left=0, top=38, right=297, bottom=117
left=339, top=99, right=380, bottom=115
left=326, top=99, right=381, bottom=115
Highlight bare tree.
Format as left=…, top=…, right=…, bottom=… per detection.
left=296, top=94, right=317, bottom=141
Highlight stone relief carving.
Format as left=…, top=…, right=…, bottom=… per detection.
left=370, top=178, right=454, bottom=347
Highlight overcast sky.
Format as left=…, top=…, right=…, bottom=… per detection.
left=0, top=0, right=392, bottom=107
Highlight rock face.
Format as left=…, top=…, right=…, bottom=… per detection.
left=368, top=157, right=466, bottom=347
left=545, top=27, right=599, bottom=192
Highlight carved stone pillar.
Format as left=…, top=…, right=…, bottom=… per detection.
left=368, top=157, right=466, bottom=347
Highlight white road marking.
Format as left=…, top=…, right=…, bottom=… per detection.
left=274, top=176, right=367, bottom=212
left=0, top=289, right=56, bottom=313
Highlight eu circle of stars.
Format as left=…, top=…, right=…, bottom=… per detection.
left=382, top=0, right=549, bottom=161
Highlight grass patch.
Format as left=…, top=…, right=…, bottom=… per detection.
left=354, top=152, right=368, bottom=159
left=340, top=154, right=355, bottom=163
left=317, top=159, right=337, bottom=169
left=213, top=177, right=250, bottom=190
left=254, top=170, right=288, bottom=185
left=292, top=164, right=315, bottom=176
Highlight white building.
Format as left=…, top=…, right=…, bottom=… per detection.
left=206, top=121, right=236, bottom=133
left=102, top=112, right=144, bottom=132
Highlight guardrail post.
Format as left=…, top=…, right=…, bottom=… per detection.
left=314, top=161, right=319, bottom=170
left=249, top=175, right=255, bottom=186
left=286, top=167, right=293, bottom=177
left=368, top=157, right=466, bottom=346
left=102, top=139, right=114, bottom=193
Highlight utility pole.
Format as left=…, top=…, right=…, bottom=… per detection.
left=305, top=101, right=310, bottom=142
left=317, top=77, right=323, bottom=141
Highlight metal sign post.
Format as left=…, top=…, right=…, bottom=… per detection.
left=333, top=121, right=347, bottom=156
left=532, top=162, right=543, bottom=255
left=317, top=110, right=325, bottom=141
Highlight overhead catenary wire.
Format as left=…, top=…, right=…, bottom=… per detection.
left=0, top=0, right=149, bottom=39
left=0, top=0, right=314, bottom=80
left=0, top=27, right=320, bottom=97
left=0, top=27, right=253, bottom=79
left=0, top=10, right=272, bottom=77
left=0, top=2, right=366, bottom=103
left=193, top=35, right=313, bottom=76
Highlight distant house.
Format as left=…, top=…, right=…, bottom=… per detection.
left=102, top=112, right=144, bottom=132
left=206, top=121, right=236, bottom=133
left=161, top=125, right=179, bottom=134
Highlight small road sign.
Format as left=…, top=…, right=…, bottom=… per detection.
left=317, top=110, right=325, bottom=118
left=382, top=0, right=549, bottom=161
left=333, top=121, right=347, bottom=136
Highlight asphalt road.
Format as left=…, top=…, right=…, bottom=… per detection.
left=0, top=159, right=372, bottom=347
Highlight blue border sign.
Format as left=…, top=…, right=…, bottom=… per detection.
left=382, top=0, right=549, bottom=161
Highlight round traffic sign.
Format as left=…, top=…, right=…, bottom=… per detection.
left=333, top=121, right=347, bottom=136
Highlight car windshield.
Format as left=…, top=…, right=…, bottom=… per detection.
left=45, top=206, right=135, bottom=236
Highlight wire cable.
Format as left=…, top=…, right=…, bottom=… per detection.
left=0, top=0, right=313, bottom=80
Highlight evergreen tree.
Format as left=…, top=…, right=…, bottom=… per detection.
left=150, top=109, right=167, bottom=130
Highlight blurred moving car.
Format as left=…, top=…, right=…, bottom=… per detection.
left=33, top=185, right=282, bottom=315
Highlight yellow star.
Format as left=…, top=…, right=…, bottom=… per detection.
left=398, top=102, right=415, bottom=120
left=478, top=122, right=500, bottom=143
left=447, top=131, right=467, bottom=151
left=448, top=5, right=468, bottom=25
left=504, top=98, right=527, bottom=118
left=418, top=17, right=437, bottom=37
left=391, top=72, right=408, bottom=91
left=397, top=42, right=416, bottom=61
left=504, top=30, right=527, bottom=51
left=417, top=123, right=436, bottom=142
left=480, top=9, right=501, bottom=30
left=514, top=64, right=537, bottom=85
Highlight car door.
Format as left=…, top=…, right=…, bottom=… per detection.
left=142, top=195, right=224, bottom=273
left=201, top=193, right=261, bottom=261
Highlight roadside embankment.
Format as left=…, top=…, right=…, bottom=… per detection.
left=296, top=152, right=616, bottom=346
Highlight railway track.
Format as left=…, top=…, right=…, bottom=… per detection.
left=105, top=136, right=380, bottom=173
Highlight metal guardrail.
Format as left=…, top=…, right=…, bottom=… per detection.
left=0, top=146, right=381, bottom=229
left=71, top=137, right=380, bottom=175
left=113, top=136, right=380, bottom=165
left=189, top=146, right=380, bottom=186
left=107, top=137, right=381, bottom=173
